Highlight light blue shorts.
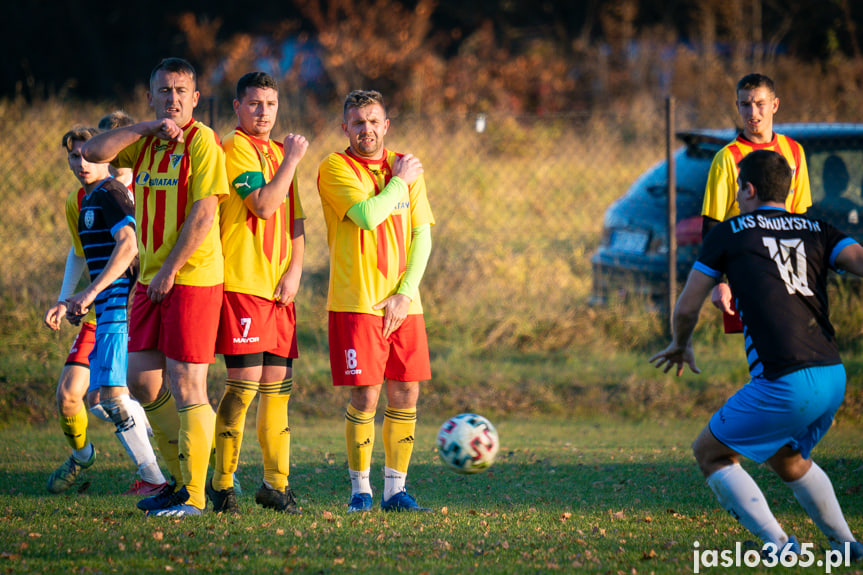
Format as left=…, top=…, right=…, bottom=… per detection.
left=88, top=332, right=128, bottom=391
left=709, top=364, right=846, bottom=463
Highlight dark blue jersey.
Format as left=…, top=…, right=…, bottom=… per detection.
left=694, top=207, right=857, bottom=379
left=78, top=177, right=137, bottom=334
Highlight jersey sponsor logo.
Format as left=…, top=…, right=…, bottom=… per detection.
left=395, top=200, right=410, bottom=211
left=134, top=172, right=179, bottom=187
left=233, top=316, right=259, bottom=343
left=762, top=236, right=814, bottom=296
left=234, top=174, right=253, bottom=192
left=344, top=348, right=363, bottom=375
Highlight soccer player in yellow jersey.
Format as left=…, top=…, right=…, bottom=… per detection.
left=83, top=58, right=228, bottom=517
left=207, top=72, right=308, bottom=514
left=701, top=73, right=812, bottom=327
left=317, top=90, right=435, bottom=513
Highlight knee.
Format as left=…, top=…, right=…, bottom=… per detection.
left=692, top=436, right=708, bottom=470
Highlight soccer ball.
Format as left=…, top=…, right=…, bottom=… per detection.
left=436, top=413, right=499, bottom=474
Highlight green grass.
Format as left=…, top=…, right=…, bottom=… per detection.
left=1, top=418, right=862, bottom=574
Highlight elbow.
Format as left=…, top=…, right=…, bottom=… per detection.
left=248, top=207, right=274, bottom=220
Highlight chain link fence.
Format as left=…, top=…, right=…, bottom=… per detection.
left=4, top=97, right=859, bottom=351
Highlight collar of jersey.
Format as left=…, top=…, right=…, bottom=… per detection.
left=343, top=147, right=388, bottom=170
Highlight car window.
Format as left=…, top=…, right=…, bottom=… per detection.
left=807, top=148, right=863, bottom=205
left=806, top=147, right=863, bottom=229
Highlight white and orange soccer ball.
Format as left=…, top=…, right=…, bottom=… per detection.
left=436, top=413, right=499, bottom=474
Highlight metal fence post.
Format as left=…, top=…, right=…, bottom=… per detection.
left=666, top=97, right=677, bottom=336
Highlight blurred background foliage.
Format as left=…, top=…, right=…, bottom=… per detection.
left=4, top=0, right=863, bottom=125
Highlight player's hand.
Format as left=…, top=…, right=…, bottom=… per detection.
left=710, top=282, right=734, bottom=315
left=273, top=269, right=301, bottom=307
left=140, top=119, right=184, bottom=143
left=146, top=268, right=177, bottom=303
left=373, top=294, right=411, bottom=340
left=282, top=134, right=309, bottom=165
left=43, top=302, right=66, bottom=330
left=65, top=309, right=86, bottom=326
left=391, top=154, right=423, bottom=186
left=648, top=343, right=701, bottom=377
left=66, top=290, right=95, bottom=319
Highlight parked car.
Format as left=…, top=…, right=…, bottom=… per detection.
left=591, top=123, right=863, bottom=305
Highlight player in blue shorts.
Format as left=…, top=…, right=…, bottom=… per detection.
left=60, top=126, right=167, bottom=494
left=650, top=149, right=863, bottom=562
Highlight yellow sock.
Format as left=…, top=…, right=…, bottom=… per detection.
left=178, top=404, right=215, bottom=509
left=345, top=404, right=375, bottom=472
left=382, top=406, right=416, bottom=473
left=143, top=390, right=182, bottom=483
left=60, top=405, right=89, bottom=451
left=257, top=378, right=292, bottom=491
left=213, top=379, right=258, bottom=491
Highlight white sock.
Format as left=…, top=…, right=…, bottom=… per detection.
left=383, top=466, right=406, bottom=501
left=72, top=442, right=94, bottom=463
left=787, top=462, right=857, bottom=548
left=102, top=394, right=166, bottom=485
left=706, top=463, right=788, bottom=547
left=89, top=404, right=112, bottom=422
left=349, top=469, right=372, bottom=496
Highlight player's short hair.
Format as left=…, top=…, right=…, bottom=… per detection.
left=98, top=110, right=135, bottom=131
left=150, top=57, right=197, bottom=89
left=236, top=72, right=279, bottom=100
left=737, top=73, right=775, bottom=95
left=343, top=90, right=386, bottom=121
left=61, top=126, right=99, bottom=151
left=737, top=150, right=792, bottom=203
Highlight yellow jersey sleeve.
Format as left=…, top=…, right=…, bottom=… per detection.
left=65, top=189, right=85, bottom=257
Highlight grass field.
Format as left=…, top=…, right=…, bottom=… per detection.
left=1, top=417, right=862, bottom=574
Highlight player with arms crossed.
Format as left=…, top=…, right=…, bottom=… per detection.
left=317, top=90, right=434, bottom=513
left=651, top=150, right=863, bottom=561
left=83, top=58, right=228, bottom=517
left=51, top=126, right=167, bottom=495
left=207, top=72, right=308, bottom=514
left=701, top=73, right=811, bottom=330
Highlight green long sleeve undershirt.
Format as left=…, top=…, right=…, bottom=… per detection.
left=397, top=224, right=432, bottom=300
left=345, top=176, right=408, bottom=230
left=344, top=177, right=431, bottom=300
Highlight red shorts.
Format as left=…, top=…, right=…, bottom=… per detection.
left=128, top=282, right=223, bottom=363
left=216, top=291, right=298, bottom=358
left=65, top=321, right=96, bottom=367
left=328, top=312, right=431, bottom=386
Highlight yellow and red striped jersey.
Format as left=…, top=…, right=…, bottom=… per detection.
left=220, top=128, right=304, bottom=299
left=65, top=187, right=87, bottom=257
left=115, top=119, right=227, bottom=286
left=702, top=133, right=811, bottom=221
left=64, top=186, right=96, bottom=324
left=317, top=148, right=435, bottom=315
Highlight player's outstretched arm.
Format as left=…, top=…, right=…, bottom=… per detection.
left=649, top=269, right=714, bottom=376
left=834, top=242, right=863, bottom=277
